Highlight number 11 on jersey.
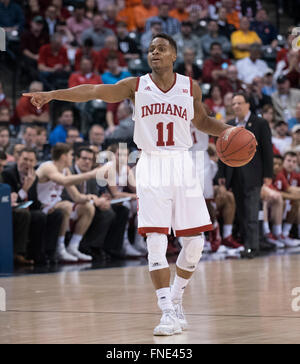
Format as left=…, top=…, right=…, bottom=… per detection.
left=156, top=122, right=175, bottom=147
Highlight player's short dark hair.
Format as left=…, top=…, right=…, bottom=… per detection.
left=51, top=143, right=72, bottom=161
left=233, top=91, right=250, bottom=104
left=283, top=151, right=297, bottom=160
left=0, top=150, right=6, bottom=160
left=19, top=147, right=37, bottom=159
left=75, top=146, right=95, bottom=159
left=151, top=33, right=177, bottom=54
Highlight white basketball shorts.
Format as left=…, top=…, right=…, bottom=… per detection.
left=136, top=150, right=213, bottom=237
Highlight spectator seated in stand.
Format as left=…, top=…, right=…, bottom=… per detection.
left=38, top=32, right=71, bottom=90
left=65, top=126, right=84, bottom=147
left=89, top=125, right=105, bottom=152
left=44, top=4, right=59, bottom=36
left=222, top=0, right=240, bottom=30
left=249, top=76, right=272, bottom=115
left=231, top=16, right=262, bottom=60
left=81, top=13, right=114, bottom=51
left=116, top=21, right=140, bottom=62
left=49, top=108, right=75, bottom=146
left=68, top=57, right=102, bottom=88
left=173, top=21, right=203, bottom=63
left=132, top=0, right=158, bottom=32
left=250, top=8, right=278, bottom=48
left=236, top=43, right=268, bottom=85
left=288, top=102, right=300, bottom=131
left=175, top=47, right=202, bottom=81
left=0, top=0, right=25, bottom=34
left=97, top=35, right=127, bottom=74
left=0, top=127, right=14, bottom=162
left=272, top=121, right=292, bottom=156
left=140, top=20, right=163, bottom=61
left=217, top=64, right=244, bottom=97
left=262, top=68, right=277, bottom=97
left=101, top=52, right=132, bottom=85
left=202, top=42, right=232, bottom=84
left=200, top=19, right=232, bottom=59
left=169, top=0, right=189, bottom=22
left=204, top=84, right=226, bottom=120
left=20, top=15, right=49, bottom=83
left=15, top=81, right=50, bottom=130
left=35, top=127, right=51, bottom=164
left=271, top=76, right=300, bottom=122
left=66, top=2, right=92, bottom=45
left=145, top=2, right=181, bottom=35
left=74, top=38, right=99, bottom=72
left=0, top=106, right=11, bottom=128
left=217, top=6, right=236, bottom=40
left=274, top=50, right=300, bottom=89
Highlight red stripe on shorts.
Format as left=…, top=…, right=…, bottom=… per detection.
left=175, top=224, right=214, bottom=237
left=138, top=227, right=169, bottom=237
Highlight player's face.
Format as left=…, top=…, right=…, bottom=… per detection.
left=273, top=157, right=282, bottom=175
left=283, top=155, right=297, bottom=173
left=148, top=38, right=176, bottom=71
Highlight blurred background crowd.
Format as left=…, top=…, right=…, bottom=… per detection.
left=1, top=0, right=300, bottom=268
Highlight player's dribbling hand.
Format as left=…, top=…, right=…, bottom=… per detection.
left=22, top=91, right=52, bottom=110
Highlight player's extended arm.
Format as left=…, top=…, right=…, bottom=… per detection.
left=282, top=186, right=300, bottom=200
left=37, top=163, right=98, bottom=187
left=191, top=80, right=233, bottom=137
left=23, top=78, right=138, bottom=109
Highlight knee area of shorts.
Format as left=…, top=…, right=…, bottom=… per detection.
left=79, top=202, right=95, bottom=215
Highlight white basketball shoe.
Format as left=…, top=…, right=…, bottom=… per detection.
left=56, top=248, right=79, bottom=263
left=67, top=247, right=93, bottom=262
left=173, top=300, right=188, bottom=330
left=153, top=309, right=182, bottom=336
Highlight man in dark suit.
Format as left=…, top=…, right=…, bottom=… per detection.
left=62, top=147, right=129, bottom=260
left=2, top=147, right=63, bottom=264
left=217, top=92, right=273, bottom=258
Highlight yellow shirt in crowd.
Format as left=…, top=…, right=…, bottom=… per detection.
left=231, top=30, right=262, bottom=59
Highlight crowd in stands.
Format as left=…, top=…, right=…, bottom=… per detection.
left=2, top=0, right=300, bottom=266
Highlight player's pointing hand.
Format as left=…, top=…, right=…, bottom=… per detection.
left=22, top=91, right=53, bottom=109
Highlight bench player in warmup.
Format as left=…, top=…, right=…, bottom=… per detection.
left=24, top=34, right=235, bottom=336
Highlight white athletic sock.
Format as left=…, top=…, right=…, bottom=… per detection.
left=57, top=236, right=65, bottom=251
left=272, top=224, right=282, bottom=238
left=282, top=223, right=292, bottom=238
left=223, top=224, right=233, bottom=239
left=156, top=287, right=174, bottom=312
left=171, top=275, right=190, bottom=303
left=68, top=234, right=83, bottom=250
left=263, top=222, right=270, bottom=235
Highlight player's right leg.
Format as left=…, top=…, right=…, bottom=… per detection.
left=53, top=201, right=78, bottom=262
left=147, top=233, right=182, bottom=336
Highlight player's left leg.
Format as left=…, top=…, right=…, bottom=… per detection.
left=147, top=233, right=182, bottom=336
left=67, top=202, right=95, bottom=261
left=171, top=234, right=205, bottom=330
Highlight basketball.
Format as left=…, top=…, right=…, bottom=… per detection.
left=216, top=127, right=257, bottom=167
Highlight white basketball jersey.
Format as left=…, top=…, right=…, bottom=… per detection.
left=37, top=161, right=66, bottom=209
left=189, top=123, right=209, bottom=152
left=133, top=73, right=194, bottom=152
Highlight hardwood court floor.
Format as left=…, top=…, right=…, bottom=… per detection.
left=1, top=254, right=300, bottom=344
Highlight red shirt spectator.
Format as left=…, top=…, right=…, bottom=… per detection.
left=74, top=47, right=99, bottom=71
left=202, top=57, right=232, bottom=84
left=281, top=168, right=300, bottom=187
left=38, top=43, right=69, bottom=69
left=69, top=57, right=102, bottom=88
left=97, top=48, right=126, bottom=73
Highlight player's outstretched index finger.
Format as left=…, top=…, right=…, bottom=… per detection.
left=22, top=93, right=34, bottom=97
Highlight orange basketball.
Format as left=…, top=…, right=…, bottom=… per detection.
left=216, top=127, right=257, bottom=167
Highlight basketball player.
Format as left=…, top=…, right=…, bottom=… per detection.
left=36, top=143, right=101, bottom=262
left=24, top=34, right=235, bottom=336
